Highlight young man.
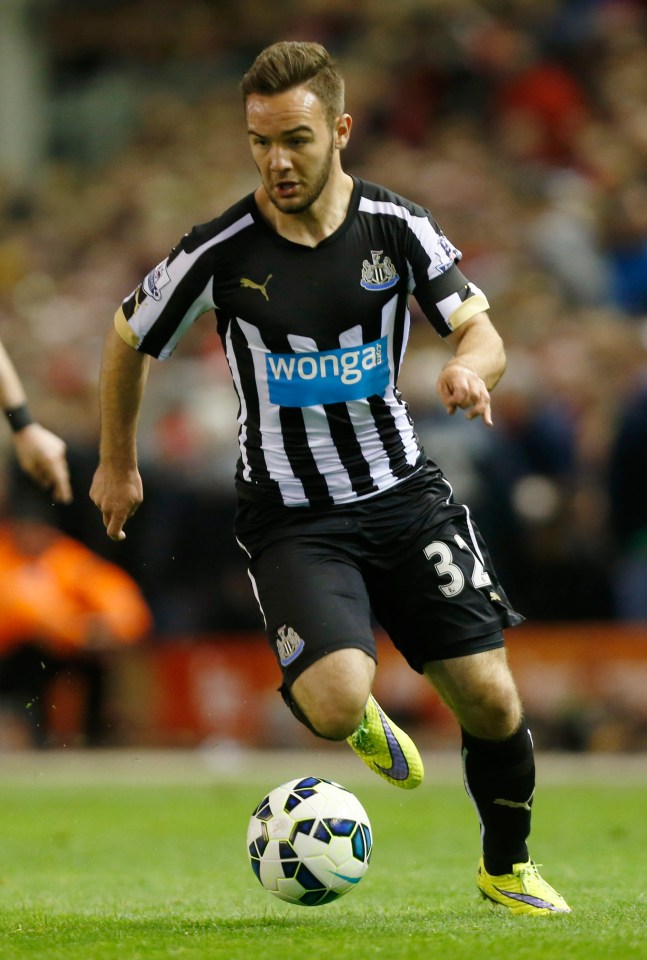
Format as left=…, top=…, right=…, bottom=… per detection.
left=0, top=336, right=72, bottom=504
left=90, top=41, right=570, bottom=915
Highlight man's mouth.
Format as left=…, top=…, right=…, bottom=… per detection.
left=275, top=180, right=299, bottom=198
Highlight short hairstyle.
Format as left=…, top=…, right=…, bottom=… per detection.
left=241, top=41, right=345, bottom=127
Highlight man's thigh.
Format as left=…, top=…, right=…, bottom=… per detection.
left=247, top=536, right=377, bottom=687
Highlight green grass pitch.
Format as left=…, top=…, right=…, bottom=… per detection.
left=0, top=752, right=645, bottom=960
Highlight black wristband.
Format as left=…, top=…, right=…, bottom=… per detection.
left=4, top=403, right=34, bottom=433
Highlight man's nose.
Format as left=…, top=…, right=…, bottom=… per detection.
left=269, top=145, right=291, bottom=170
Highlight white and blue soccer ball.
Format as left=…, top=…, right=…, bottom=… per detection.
left=247, top=776, right=372, bottom=906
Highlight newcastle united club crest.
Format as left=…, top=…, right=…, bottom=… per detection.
left=275, top=624, right=305, bottom=666
left=360, top=250, right=399, bottom=291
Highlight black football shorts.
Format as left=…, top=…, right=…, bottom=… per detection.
left=234, top=463, right=524, bottom=687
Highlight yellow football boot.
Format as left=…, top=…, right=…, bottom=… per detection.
left=477, top=858, right=571, bottom=915
left=346, top=694, right=424, bottom=789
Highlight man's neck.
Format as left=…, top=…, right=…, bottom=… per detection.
left=255, top=172, right=354, bottom=248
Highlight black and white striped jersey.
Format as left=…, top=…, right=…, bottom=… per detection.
left=116, top=177, right=489, bottom=508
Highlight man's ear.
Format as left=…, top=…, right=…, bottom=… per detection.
left=334, top=113, right=352, bottom=150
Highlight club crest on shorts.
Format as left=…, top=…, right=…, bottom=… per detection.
left=360, top=250, right=399, bottom=291
left=275, top=624, right=305, bottom=666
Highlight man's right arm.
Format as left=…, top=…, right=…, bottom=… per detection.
left=90, top=326, right=150, bottom=541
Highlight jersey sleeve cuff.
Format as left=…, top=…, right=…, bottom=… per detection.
left=114, top=305, right=141, bottom=348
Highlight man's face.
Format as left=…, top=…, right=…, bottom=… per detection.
left=246, top=85, right=337, bottom=215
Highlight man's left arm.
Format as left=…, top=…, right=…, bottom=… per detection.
left=437, top=311, right=506, bottom=427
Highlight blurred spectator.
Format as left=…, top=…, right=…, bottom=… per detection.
left=0, top=494, right=152, bottom=746
left=608, top=370, right=647, bottom=619
left=601, top=179, right=647, bottom=315
left=469, top=17, right=592, bottom=168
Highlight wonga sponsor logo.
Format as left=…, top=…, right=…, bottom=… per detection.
left=266, top=336, right=389, bottom=407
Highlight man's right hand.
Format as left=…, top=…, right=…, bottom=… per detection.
left=14, top=423, right=73, bottom=503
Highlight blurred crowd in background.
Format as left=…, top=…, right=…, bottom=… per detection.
left=1, top=0, right=647, bottom=639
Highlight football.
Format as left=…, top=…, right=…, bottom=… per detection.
left=246, top=776, right=372, bottom=906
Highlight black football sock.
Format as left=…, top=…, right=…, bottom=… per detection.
left=461, top=722, right=535, bottom=876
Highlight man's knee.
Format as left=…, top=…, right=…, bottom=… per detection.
left=471, top=694, right=522, bottom=740
left=287, top=688, right=367, bottom=741
left=285, top=648, right=375, bottom=741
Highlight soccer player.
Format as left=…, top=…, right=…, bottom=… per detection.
left=90, top=41, right=569, bottom=915
left=0, top=336, right=72, bottom=504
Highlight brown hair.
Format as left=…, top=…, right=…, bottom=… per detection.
left=241, top=41, right=345, bottom=127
